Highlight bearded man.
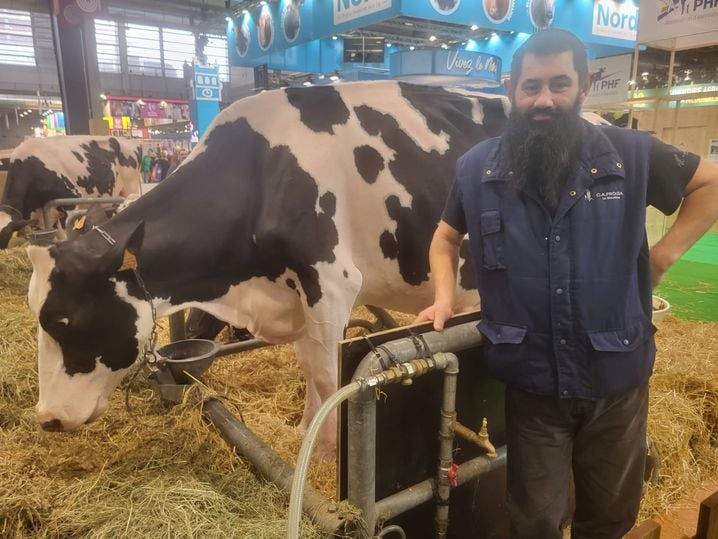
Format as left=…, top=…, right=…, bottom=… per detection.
left=417, top=29, right=718, bottom=538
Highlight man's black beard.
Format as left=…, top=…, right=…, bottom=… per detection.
left=502, top=102, right=584, bottom=211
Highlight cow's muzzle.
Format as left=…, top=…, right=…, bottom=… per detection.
left=40, top=418, right=64, bottom=432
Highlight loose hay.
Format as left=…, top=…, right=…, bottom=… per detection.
left=2, top=244, right=717, bottom=536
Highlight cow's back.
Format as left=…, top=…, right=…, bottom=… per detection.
left=199, top=81, right=506, bottom=313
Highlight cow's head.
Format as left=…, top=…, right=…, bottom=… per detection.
left=0, top=208, right=32, bottom=249
left=27, top=222, right=150, bottom=431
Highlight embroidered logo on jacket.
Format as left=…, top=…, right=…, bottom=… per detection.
left=585, top=189, right=624, bottom=202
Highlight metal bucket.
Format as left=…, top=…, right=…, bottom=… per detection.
left=157, top=338, right=219, bottom=383
left=652, top=295, right=671, bottom=323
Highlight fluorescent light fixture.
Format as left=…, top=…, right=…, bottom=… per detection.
left=429, top=35, right=436, bottom=41
left=386, top=43, right=392, bottom=47
left=409, top=45, right=415, bottom=50
left=330, top=75, right=339, bottom=81
left=332, top=35, right=338, bottom=40
left=441, top=43, right=448, bottom=49
left=303, top=81, right=312, bottom=86
left=471, top=24, right=478, bottom=30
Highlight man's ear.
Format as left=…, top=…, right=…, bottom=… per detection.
left=579, top=74, right=592, bottom=105
left=503, top=78, right=514, bottom=103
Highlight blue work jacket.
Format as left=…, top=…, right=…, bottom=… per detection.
left=456, top=123, right=656, bottom=399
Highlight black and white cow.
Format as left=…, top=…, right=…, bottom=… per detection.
left=26, top=81, right=508, bottom=457
left=0, top=135, right=142, bottom=248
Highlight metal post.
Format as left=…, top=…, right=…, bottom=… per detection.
left=627, top=44, right=640, bottom=129
left=434, top=353, right=459, bottom=538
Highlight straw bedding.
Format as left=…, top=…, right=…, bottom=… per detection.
left=1, top=246, right=717, bottom=537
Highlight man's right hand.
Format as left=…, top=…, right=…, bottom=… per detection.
left=414, top=302, right=454, bottom=332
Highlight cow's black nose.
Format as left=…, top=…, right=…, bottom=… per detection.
left=41, top=419, right=64, bottom=432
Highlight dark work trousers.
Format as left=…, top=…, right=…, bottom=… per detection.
left=505, top=384, right=648, bottom=539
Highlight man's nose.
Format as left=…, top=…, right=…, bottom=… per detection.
left=534, top=87, right=555, bottom=108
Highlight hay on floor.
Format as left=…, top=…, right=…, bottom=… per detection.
left=2, top=245, right=718, bottom=537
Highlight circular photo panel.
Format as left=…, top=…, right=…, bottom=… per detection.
left=257, top=10, right=274, bottom=50
left=483, top=0, right=513, bottom=23
left=528, top=0, right=555, bottom=29
left=234, top=17, right=250, bottom=57
left=282, top=1, right=301, bottom=42
left=430, top=0, right=460, bottom=15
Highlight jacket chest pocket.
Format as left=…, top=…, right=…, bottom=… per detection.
left=480, top=210, right=505, bottom=270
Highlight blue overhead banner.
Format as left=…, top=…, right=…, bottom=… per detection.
left=391, top=49, right=502, bottom=85
left=400, top=0, right=638, bottom=48
left=228, top=0, right=400, bottom=65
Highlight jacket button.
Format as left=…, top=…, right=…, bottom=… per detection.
left=556, top=288, right=564, bottom=295
left=562, top=390, right=569, bottom=396
left=555, top=235, right=561, bottom=242
left=569, top=190, right=577, bottom=197
left=560, top=338, right=567, bottom=345
left=616, top=162, right=623, bottom=168
left=591, top=168, right=598, bottom=174
left=486, top=169, right=492, bottom=175
left=623, top=339, right=630, bottom=346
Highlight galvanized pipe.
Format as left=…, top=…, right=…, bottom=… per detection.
left=348, top=322, right=483, bottom=537
left=215, top=338, right=270, bottom=357
left=201, top=398, right=347, bottom=536
left=435, top=353, right=459, bottom=538
left=375, top=446, right=507, bottom=522
left=42, top=196, right=126, bottom=229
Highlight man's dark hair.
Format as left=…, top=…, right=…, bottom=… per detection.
left=510, top=29, right=589, bottom=87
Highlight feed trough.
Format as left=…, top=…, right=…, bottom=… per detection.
left=157, top=338, right=220, bottom=383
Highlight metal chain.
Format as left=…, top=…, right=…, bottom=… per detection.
left=92, top=225, right=117, bottom=245
left=132, top=266, right=161, bottom=366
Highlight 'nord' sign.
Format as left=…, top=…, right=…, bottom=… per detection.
left=592, top=0, right=638, bottom=41
left=333, top=0, right=392, bottom=25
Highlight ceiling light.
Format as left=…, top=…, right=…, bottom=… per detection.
left=225, top=16, right=231, bottom=21
left=242, top=9, right=248, bottom=14
left=429, top=35, right=436, bottom=41
left=99, top=93, right=107, bottom=100
left=471, top=24, right=478, bottom=30
left=409, top=45, right=415, bottom=50
left=303, top=81, right=312, bottom=86
left=260, top=0, right=267, bottom=5
left=332, top=35, right=338, bottom=40
left=404, top=21, right=414, bottom=26
left=491, top=32, right=497, bottom=37
left=386, top=43, right=392, bottom=47
left=441, top=44, right=448, bottom=49
left=330, top=75, right=339, bottom=81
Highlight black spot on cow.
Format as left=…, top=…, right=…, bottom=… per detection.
left=354, top=145, right=384, bottom=184
left=72, top=151, right=84, bottom=163
left=101, top=118, right=338, bottom=308
left=354, top=87, right=506, bottom=286
left=77, top=141, right=116, bottom=195
left=285, top=86, right=350, bottom=134
left=286, top=278, right=296, bottom=289
left=108, top=137, right=139, bottom=169
left=459, top=240, right=477, bottom=291
left=2, top=157, right=77, bottom=219
left=343, top=270, right=348, bottom=278
left=379, top=230, right=398, bottom=260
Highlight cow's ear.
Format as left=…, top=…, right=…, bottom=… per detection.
left=95, top=221, right=145, bottom=275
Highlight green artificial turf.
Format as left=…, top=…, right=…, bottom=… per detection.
left=655, top=234, right=718, bottom=321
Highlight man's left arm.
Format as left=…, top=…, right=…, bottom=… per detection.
left=650, top=158, right=718, bottom=288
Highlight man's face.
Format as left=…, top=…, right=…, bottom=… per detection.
left=509, top=51, right=589, bottom=120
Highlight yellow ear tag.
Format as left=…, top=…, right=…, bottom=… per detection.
left=72, top=215, right=87, bottom=231
left=118, top=249, right=138, bottom=272
left=11, top=230, right=18, bottom=239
